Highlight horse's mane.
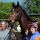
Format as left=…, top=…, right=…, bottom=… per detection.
left=18, top=4, right=34, bottom=22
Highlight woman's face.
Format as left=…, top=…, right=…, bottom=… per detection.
left=30, top=27, right=35, bottom=34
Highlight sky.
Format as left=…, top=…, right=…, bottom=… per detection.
left=0, top=0, right=27, bottom=10
left=0, top=0, right=24, bottom=4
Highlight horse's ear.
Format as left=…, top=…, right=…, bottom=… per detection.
left=17, top=2, right=19, bottom=6
left=12, top=3, right=15, bottom=7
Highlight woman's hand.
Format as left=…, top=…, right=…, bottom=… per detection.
left=25, top=29, right=28, bottom=35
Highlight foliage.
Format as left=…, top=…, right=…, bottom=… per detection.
left=24, top=0, right=40, bottom=13
left=0, top=2, right=14, bottom=19
left=31, top=0, right=40, bottom=13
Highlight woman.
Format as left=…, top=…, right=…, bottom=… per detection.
left=30, top=22, right=40, bottom=40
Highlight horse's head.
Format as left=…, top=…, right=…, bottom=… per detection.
left=9, top=2, right=22, bottom=23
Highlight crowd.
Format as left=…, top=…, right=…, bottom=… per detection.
left=0, top=20, right=40, bottom=40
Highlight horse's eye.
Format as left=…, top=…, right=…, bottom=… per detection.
left=13, top=9, right=14, bottom=11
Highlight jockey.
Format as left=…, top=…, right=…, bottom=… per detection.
left=30, top=22, right=40, bottom=40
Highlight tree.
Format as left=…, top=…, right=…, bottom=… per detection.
left=0, top=2, right=14, bottom=19
left=23, top=0, right=40, bottom=13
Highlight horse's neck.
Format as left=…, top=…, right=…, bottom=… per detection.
left=21, top=14, right=31, bottom=24
left=18, top=14, right=31, bottom=31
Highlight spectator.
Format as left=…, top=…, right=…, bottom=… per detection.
left=30, top=22, right=40, bottom=40
left=0, top=21, right=10, bottom=40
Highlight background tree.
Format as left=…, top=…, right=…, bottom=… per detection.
left=23, top=0, right=40, bottom=13
left=0, top=2, right=14, bottom=19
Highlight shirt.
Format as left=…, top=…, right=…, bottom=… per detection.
left=0, top=29, right=10, bottom=40
left=26, top=35, right=28, bottom=40
left=30, top=32, right=40, bottom=40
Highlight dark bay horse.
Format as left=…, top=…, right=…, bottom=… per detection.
left=9, top=2, right=35, bottom=40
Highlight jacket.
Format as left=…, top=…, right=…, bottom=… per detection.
left=0, top=29, right=10, bottom=40
left=30, top=32, right=40, bottom=40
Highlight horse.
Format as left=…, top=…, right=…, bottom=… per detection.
left=9, top=2, right=35, bottom=40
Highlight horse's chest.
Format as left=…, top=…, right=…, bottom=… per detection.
left=21, top=17, right=32, bottom=30
left=21, top=17, right=28, bottom=28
